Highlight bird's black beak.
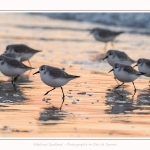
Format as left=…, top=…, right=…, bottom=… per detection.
left=33, top=71, right=40, bottom=75
left=108, top=68, right=114, bottom=73
left=103, top=56, right=108, bottom=60
left=133, top=64, right=138, bottom=68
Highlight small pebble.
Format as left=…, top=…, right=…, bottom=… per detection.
left=107, top=89, right=112, bottom=91
left=68, top=96, right=73, bottom=98
left=87, top=94, right=92, bottom=96
left=72, top=101, right=77, bottom=104
left=77, top=92, right=86, bottom=95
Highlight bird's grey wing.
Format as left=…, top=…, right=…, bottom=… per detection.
left=117, top=51, right=136, bottom=63
left=7, top=59, right=31, bottom=69
left=116, top=51, right=128, bottom=60
left=3, top=53, right=17, bottom=59
left=15, top=44, right=41, bottom=53
left=123, top=65, right=139, bottom=75
left=98, top=29, right=113, bottom=38
left=49, top=67, right=78, bottom=79
left=12, top=44, right=28, bottom=53
left=99, top=29, right=122, bottom=38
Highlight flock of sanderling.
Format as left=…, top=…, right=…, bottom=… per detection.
left=91, top=28, right=150, bottom=97
left=0, top=44, right=80, bottom=110
left=0, top=27, right=149, bottom=109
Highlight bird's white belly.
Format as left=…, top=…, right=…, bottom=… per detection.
left=20, top=53, right=34, bottom=61
left=107, top=57, right=117, bottom=66
left=41, top=74, right=69, bottom=87
left=0, top=64, right=26, bottom=77
left=138, top=65, right=150, bottom=77
left=114, top=70, right=137, bottom=82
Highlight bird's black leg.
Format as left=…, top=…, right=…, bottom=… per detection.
left=44, top=87, right=55, bottom=95
left=60, top=87, right=65, bottom=98
left=132, top=81, right=136, bottom=92
left=132, top=82, right=137, bottom=98
left=113, top=82, right=124, bottom=98
left=14, top=75, right=19, bottom=82
left=114, top=77, right=120, bottom=85
left=11, top=77, right=16, bottom=90
left=60, top=87, right=65, bottom=111
left=12, top=75, right=19, bottom=90
left=115, top=82, right=124, bottom=90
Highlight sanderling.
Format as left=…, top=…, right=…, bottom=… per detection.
left=33, top=65, right=80, bottom=110
left=0, top=55, right=34, bottom=90
left=134, top=58, right=150, bottom=83
left=103, top=50, right=136, bottom=85
left=108, top=63, right=145, bottom=94
left=4, top=44, right=41, bottom=67
left=89, top=28, right=124, bottom=51
left=103, top=50, right=136, bottom=67
left=2, top=53, right=21, bottom=61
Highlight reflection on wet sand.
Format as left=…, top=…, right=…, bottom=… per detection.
left=133, top=91, right=150, bottom=114
left=0, top=80, right=28, bottom=104
left=6, top=73, right=33, bottom=89
left=105, top=88, right=135, bottom=114
left=105, top=87, right=150, bottom=115
left=38, top=106, right=67, bottom=125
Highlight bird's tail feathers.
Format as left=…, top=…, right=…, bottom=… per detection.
left=68, top=75, right=80, bottom=79
left=137, top=72, right=146, bottom=76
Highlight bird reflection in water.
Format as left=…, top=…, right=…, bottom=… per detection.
left=105, top=88, right=135, bottom=114
left=38, top=106, right=67, bottom=125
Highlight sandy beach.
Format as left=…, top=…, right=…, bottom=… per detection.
left=0, top=13, right=150, bottom=137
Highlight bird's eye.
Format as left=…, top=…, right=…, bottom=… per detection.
left=115, top=65, right=118, bottom=68
left=138, top=60, right=141, bottom=64
left=109, top=52, right=112, bottom=55
left=41, top=67, right=44, bottom=70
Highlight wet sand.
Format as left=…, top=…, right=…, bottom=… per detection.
left=0, top=13, right=150, bottom=137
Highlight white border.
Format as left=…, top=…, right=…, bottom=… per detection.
left=0, top=1, right=150, bottom=149
left=0, top=0, right=150, bottom=10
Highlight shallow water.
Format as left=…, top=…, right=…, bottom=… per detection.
left=0, top=13, right=150, bottom=137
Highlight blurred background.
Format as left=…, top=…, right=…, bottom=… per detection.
left=31, top=13, right=150, bottom=33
